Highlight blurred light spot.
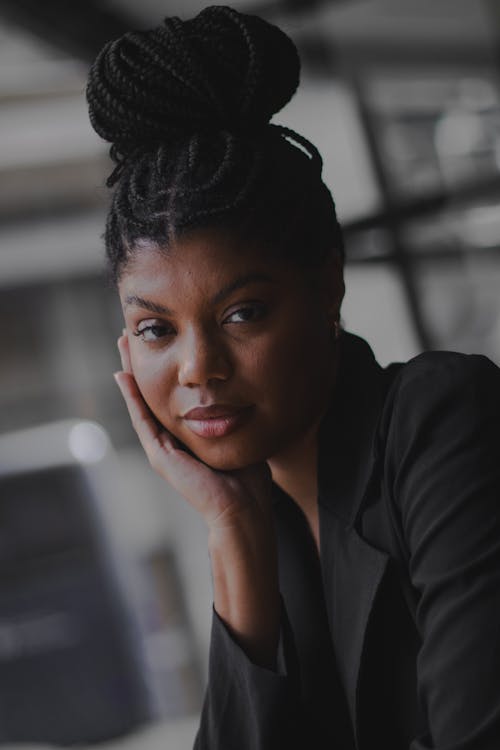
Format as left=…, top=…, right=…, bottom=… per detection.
left=68, top=421, right=110, bottom=464
left=457, top=78, right=498, bottom=110
left=435, top=108, right=483, bottom=157
left=461, top=206, right=500, bottom=248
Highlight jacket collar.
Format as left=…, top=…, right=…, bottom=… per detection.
left=317, top=331, right=389, bottom=527
left=316, top=333, right=396, bottom=746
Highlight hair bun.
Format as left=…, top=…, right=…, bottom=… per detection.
left=86, top=5, right=300, bottom=160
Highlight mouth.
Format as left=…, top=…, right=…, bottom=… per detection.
left=181, top=404, right=253, bottom=439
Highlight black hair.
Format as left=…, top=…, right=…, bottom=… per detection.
left=86, top=5, right=344, bottom=284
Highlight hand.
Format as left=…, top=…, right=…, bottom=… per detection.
left=115, top=332, right=280, bottom=666
left=114, top=332, right=273, bottom=532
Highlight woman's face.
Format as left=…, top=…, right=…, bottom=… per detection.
left=119, top=227, right=343, bottom=470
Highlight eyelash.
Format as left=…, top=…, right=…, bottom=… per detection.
left=225, top=302, right=266, bottom=324
left=133, top=303, right=267, bottom=343
left=133, top=323, right=172, bottom=342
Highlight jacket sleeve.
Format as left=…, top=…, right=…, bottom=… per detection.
left=193, top=599, right=307, bottom=750
left=386, top=352, right=500, bottom=750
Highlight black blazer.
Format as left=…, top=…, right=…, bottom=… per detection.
left=194, top=333, right=500, bottom=750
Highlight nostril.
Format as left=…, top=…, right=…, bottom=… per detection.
left=177, top=334, right=232, bottom=387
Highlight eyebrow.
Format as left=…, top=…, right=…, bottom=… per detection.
left=212, top=272, right=276, bottom=305
left=124, top=272, right=276, bottom=314
left=123, top=295, right=171, bottom=315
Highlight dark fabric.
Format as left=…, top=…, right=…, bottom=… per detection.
left=273, top=483, right=356, bottom=750
left=194, top=332, right=500, bottom=749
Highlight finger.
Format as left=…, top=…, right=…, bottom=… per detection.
left=113, top=369, right=260, bottom=525
left=113, top=371, right=239, bottom=517
left=116, top=335, right=127, bottom=372
left=114, top=370, right=175, bottom=452
left=114, top=372, right=195, bottom=476
left=156, top=431, right=231, bottom=514
left=117, top=332, right=133, bottom=373
left=121, top=328, right=133, bottom=372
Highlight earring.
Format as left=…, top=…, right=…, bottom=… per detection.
left=333, top=319, right=341, bottom=341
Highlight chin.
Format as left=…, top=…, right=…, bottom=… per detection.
left=190, top=445, right=265, bottom=472
left=178, top=433, right=272, bottom=472
left=159, top=414, right=274, bottom=472
left=202, top=456, right=253, bottom=472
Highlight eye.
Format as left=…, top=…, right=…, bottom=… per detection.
left=223, top=303, right=267, bottom=325
left=133, top=321, right=174, bottom=342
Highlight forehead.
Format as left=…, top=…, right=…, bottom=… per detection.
left=118, top=228, right=290, bottom=299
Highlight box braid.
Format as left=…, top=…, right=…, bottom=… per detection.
left=86, top=5, right=344, bottom=284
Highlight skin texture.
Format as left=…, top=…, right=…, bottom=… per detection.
left=118, top=226, right=344, bottom=473
left=114, top=226, right=344, bottom=667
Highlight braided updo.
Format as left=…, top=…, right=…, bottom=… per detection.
left=86, top=5, right=343, bottom=283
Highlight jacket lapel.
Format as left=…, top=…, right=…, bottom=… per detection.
left=316, top=333, right=394, bottom=743
left=319, top=506, right=389, bottom=744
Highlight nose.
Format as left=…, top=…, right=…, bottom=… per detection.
left=177, top=326, right=232, bottom=387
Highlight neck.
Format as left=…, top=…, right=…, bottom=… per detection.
left=267, top=417, right=322, bottom=553
left=267, top=418, right=320, bottom=514
left=267, top=347, right=340, bottom=553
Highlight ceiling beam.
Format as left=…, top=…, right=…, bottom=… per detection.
left=0, top=0, right=136, bottom=61
left=0, top=0, right=344, bottom=62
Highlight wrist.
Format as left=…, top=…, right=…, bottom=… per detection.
left=207, top=495, right=273, bottom=543
left=207, top=507, right=280, bottom=668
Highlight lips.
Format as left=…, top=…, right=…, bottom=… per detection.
left=182, top=404, right=247, bottom=420
left=181, top=404, right=252, bottom=439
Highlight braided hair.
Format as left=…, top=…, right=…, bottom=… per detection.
left=86, top=5, right=344, bottom=283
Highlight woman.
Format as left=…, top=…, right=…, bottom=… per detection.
left=86, top=6, right=500, bottom=749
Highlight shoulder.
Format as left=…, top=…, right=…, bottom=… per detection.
left=383, top=349, right=500, bottom=422
left=392, top=347, right=498, bottom=392
left=377, top=349, right=500, bottom=468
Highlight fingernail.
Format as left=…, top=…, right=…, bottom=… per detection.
left=122, top=327, right=127, bottom=336
left=113, top=372, right=122, bottom=386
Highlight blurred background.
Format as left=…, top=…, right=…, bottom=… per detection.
left=1, top=0, right=499, bottom=747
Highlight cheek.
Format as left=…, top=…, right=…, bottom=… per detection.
left=130, top=347, right=175, bottom=419
left=266, top=316, right=328, bottom=380
left=265, top=321, right=333, bottom=419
